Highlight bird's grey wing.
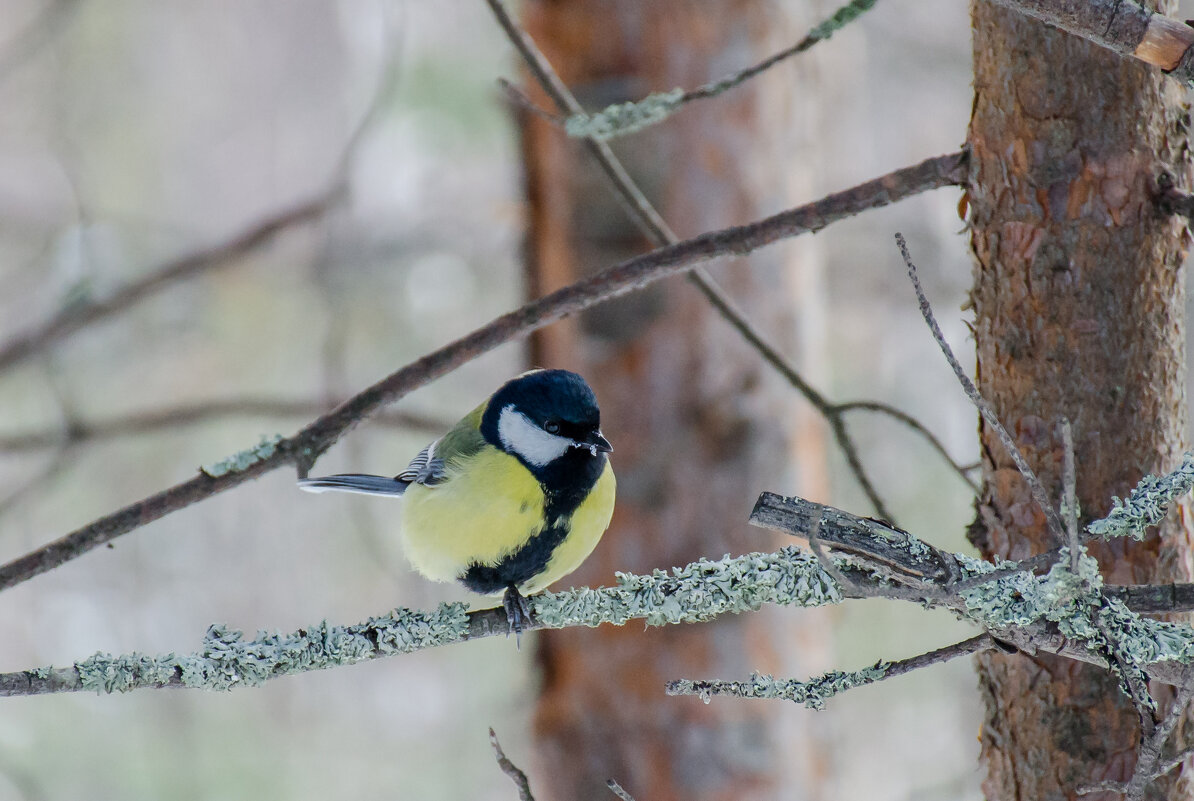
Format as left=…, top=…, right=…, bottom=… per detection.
left=395, top=440, right=449, bottom=487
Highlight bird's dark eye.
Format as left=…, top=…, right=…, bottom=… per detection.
left=544, top=420, right=560, bottom=434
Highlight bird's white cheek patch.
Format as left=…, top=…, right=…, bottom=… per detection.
left=498, top=406, right=571, bottom=467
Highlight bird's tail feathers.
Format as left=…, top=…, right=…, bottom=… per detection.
left=297, top=474, right=408, bottom=497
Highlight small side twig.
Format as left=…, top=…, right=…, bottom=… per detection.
left=834, top=400, right=979, bottom=492
left=896, top=233, right=1067, bottom=545
left=489, top=729, right=535, bottom=801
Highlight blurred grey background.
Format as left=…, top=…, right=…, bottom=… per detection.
left=0, top=1, right=1188, bottom=799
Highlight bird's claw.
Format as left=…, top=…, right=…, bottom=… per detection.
left=502, top=586, right=533, bottom=649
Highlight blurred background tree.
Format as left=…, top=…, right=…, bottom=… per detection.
left=518, top=3, right=829, bottom=799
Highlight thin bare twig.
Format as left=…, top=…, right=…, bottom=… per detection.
left=895, top=233, right=1067, bottom=544
left=485, top=0, right=970, bottom=521
left=0, top=161, right=971, bottom=593
left=834, top=400, right=979, bottom=491
left=0, top=191, right=341, bottom=374
left=489, top=729, right=535, bottom=801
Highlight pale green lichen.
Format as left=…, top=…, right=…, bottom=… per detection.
left=959, top=544, right=1194, bottom=703
left=564, top=89, right=684, bottom=141
left=75, top=603, right=471, bottom=693
left=1087, top=452, right=1194, bottom=540
left=201, top=434, right=285, bottom=478
left=532, top=546, right=841, bottom=629
left=670, top=663, right=889, bottom=710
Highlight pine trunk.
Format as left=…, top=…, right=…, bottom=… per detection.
left=967, top=1, right=1193, bottom=798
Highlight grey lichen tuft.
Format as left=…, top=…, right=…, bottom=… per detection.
left=532, top=546, right=841, bottom=629
left=1087, top=452, right=1194, bottom=540
left=74, top=603, right=471, bottom=694
left=564, top=89, right=684, bottom=141
left=201, top=434, right=285, bottom=478
left=77, top=651, right=180, bottom=694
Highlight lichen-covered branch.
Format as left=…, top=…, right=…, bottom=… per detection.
left=0, top=547, right=840, bottom=697
left=667, top=634, right=995, bottom=709
left=9, top=486, right=1194, bottom=701
left=751, top=491, right=1194, bottom=689
left=0, top=150, right=969, bottom=597
left=563, top=0, right=878, bottom=141
left=1087, top=451, right=1194, bottom=540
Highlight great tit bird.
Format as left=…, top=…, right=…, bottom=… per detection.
left=297, top=369, right=615, bottom=633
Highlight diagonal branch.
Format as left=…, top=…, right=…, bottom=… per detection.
left=896, top=233, right=1067, bottom=545
left=0, top=152, right=966, bottom=594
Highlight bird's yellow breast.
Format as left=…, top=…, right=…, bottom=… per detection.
left=399, top=448, right=615, bottom=595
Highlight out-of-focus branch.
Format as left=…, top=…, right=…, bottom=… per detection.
left=988, top=0, right=1194, bottom=82
left=0, top=191, right=341, bottom=375
left=0, top=399, right=448, bottom=453
left=0, top=153, right=973, bottom=595
left=484, top=0, right=971, bottom=521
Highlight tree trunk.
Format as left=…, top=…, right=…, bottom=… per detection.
left=518, top=1, right=830, bottom=799
left=967, top=1, right=1193, bottom=798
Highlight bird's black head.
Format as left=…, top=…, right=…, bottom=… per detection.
left=481, top=369, right=612, bottom=472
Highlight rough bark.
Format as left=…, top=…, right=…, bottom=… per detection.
left=967, top=1, right=1193, bottom=799
left=519, top=1, right=829, bottom=799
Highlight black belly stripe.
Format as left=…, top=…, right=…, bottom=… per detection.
left=459, top=449, right=606, bottom=594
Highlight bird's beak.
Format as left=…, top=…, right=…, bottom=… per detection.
left=576, top=431, right=613, bottom=455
